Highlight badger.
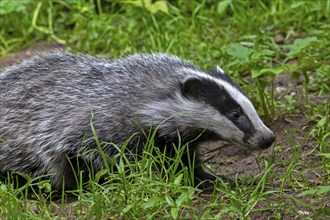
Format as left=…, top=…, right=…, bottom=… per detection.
left=0, top=51, right=275, bottom=189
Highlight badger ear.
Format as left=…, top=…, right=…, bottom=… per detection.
left=214, top=65, right=237, bottom=85
left=215, top=65, right=226, bottom=75
left=181, top=77, right=205, bottom=99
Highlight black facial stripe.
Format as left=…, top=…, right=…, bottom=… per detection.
left=182, top=77, right=255, bottom=138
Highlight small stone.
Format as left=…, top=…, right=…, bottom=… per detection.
left=275, top=33, right=284, bottom=43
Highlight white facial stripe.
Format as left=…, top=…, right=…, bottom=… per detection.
left=181, top=68, right=270, bottom=133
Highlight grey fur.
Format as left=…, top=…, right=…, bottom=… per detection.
left=0, top=51, right=274, bottom=189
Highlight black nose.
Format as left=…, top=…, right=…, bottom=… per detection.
left=260, top=133, right=275, bottom=149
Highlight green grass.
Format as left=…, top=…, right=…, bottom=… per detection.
left=0, top=0, right=329, bottom=219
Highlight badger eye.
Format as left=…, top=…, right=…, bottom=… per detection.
left=231, top=111, right=240, bottom=119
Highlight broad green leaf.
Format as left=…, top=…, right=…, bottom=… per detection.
left=165, top=195, right=175, bottom=207
left=122, top=204, right=134, bottom=213
left=37, top=180, right=51, bottom=192
left=227, top=44, right=252, bottom=60
left=0, top=184, right=8, bottom=192
left=262, top=49, right=275, bottom=56
left=150, top=1, right=168, bottom=14
left=251, top=64, right=299, bottom=78
left=251, top=51, right=262, bottom=60
left=124, top=0, right=168, bottom=14
left=226, top=44, right=253, bottom=65
left=298, top=186, right=330, bottom=197
left=317, top=153, right=330, bottom=159
left=287, top=37, right=318, bottom=58
left=282, top=64, right=299, bottom=72
left=142, top=196, right=164, bottom=209
left=290, top=1, right=305, bottom=9
left=174, top=173, right=183, bottom=186
left=95, top=169, right=108, bottom=182
left=0, top=0, right=33, bottom=15
left=300, top=57, right=323, bottom=71
left=251, top=70, right=260, bottom=78
left=252, top=67, right=283, bottom=78
left=176, top=188, right=195, bottom=206
left=317, top=116, right=327, bottom=127
left=171, top=207, right=179, bottom=219
left=217, top=0, right=231, bottom=14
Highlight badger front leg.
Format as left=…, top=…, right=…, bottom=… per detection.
left=193, top=160, right=218, bottom=188
left=180, top=147, right=220, bottom=188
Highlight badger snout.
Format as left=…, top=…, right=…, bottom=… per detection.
left=258, top=132, right=275, bottom=149
left=245, top=129, right=275, bottom=150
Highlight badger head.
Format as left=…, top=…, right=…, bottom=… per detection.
left=177, top=65, right=275, bottom=150
left=136, top=58, right=275, bottom=150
